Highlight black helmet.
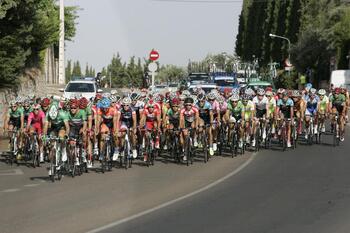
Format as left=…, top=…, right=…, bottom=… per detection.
left=184, top=97, right=194, bottom=104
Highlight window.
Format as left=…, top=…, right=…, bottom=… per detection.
left=66, top=83, right=95, bottom=92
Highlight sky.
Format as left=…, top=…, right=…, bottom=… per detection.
left=65, top=0, right=243, bottom=72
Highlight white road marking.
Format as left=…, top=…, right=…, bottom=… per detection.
left=23, top=184, right=40, bottom=187
left=1, top=188, right=21, bottom=193
left=87, top=152, right=258, bottom=233
left=0, top=168, right=23, bottom=176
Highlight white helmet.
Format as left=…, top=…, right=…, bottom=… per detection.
left=121, top=97, right=132, bottom=105
left=318, top=89, right=326, bottom=95
left=230, top=94, right=240, bottom=102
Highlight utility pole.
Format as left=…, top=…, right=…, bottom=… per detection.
left=58, top=0, right=65, bottom=84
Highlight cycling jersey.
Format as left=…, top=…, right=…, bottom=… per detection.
left=330, top=94, right=346, bottom=114
left=267, top=98, right=276, bottom=115
left=167, top=108, right=180, bottom=128
left=253, top=96, right=268, bottom=118
left=242, top=100, right=255, bottom=121
left=143, top=108, right=160, bottom=130
left=196, top=101, right=212, bottom=124
left=46, top=109, right=69, bottom=132
left=68, top=109, right=87, bottom=137
left=227, top=101, right=243, bottom=121
left=318, top=96, right=329, bottom=113
left=277, top=98, right=294, bottom=119
left=305, top=97, right=318, bottom=116
left=119, top=107, right=136, bottom=129
left=98, top=107, right=117, bottom=128
left=28, top=110, right=45, bottom=134
left=131, top=101, right=144, bottom=123
left=8, top=107, right=24, bottom=128
left=23, top=107, right=33, bottom=125
left=180, top=106, right=198, bottom=127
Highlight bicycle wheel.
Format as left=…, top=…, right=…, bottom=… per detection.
left=282, top=125, right=287, bottom=151
left=49, top=147, right=56, bottom=182
left=254, top=125, right=260, bottom=152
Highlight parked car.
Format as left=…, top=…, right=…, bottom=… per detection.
left=60, top=79, right=103, bottom=100
left=189, top=83, right=217, bottom=94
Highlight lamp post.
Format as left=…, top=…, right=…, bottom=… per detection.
left=269, top=33, right=291, bottom=61
left=58, top=0, right=65, bottom=84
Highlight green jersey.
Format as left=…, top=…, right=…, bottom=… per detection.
left=68, top=109, right=87, bottom=128
left=330, top=94, right=346, bottom=106
left=228, top=101, right=244, bottom=119
left=8, top=107, right=24, bottom=119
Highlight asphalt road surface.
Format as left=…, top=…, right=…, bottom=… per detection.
left=0, top=142, right=251, bottom=233
left=94, top=128, right=350, bottom=233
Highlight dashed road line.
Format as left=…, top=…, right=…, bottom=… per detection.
left=23, top=183, right=40, bottom=187
left=0, top=168, right=24, bottom=176
left=1, top=188, right=21, bottom=193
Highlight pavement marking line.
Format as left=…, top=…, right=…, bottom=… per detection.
left=0, top=168, right=24, bottom=176
left=87, top=152, right=258, bottom=233
left=23, top=184, right=40, bottom=187
left=1, top=188, right=21, bottom=193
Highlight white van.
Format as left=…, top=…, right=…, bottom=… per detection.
left=330, top=70, right=350, bottom=90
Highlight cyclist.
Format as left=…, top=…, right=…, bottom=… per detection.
left=179, top=97, right=199, bottom=161
left=40, top=98, right=51, bottom=115
left=266, top=90, right=277, bottom=135
left=317, top=89, right=329, bottom=133
left=304, top=88, right=319, bottom=138
left=291, top=90, right=305, bottom=135
left=43, top=100, right=70, bottom=169
left=26, top=104, right=46, bottom=162
left=116, top=97, right=138, bottom=159
left=196, top=93, right=214, bottom=156
left=224, top=94, right=244, bottom=148
left=241, top=94, right=256, bottom=146
left=140, top=99, right=161, bottom=162
left=96, top=97, right=119, bottom=161
left=329, top=87, right=346, bottom=141
left=207, top=92, right=220, bottom=153
left=276, top=90, right=294, bottom=148
left=23, top=99, right=33, bottom=129
left=253, top=88, right=268, bottom=140
left=4, top=101, right=24, bottom=160
left=163, top=98, right=181, bottom=150
left=67, top=99, right=87, bottom=165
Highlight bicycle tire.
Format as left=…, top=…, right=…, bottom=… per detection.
left=49, top=147, right=56, bottom=182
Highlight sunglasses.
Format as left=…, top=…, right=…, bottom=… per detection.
left=34, top=108, right=40, bottom=110
left=185, top=104, right=192, bottom=106
left=71, top=107, right=78, bottom=109
left=122, top=104, right=130, bottom=107
left=232, top=101, right=238, bottom=103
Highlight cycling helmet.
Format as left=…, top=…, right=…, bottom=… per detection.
left=230, top=94, right=240, bottom=102
left=310, top=88, right=317, bottom=95
left=41, top=98, right=51, bottom=107
left=305, top=83, right=312, bottom=90
left=266, top=90, right=273, bottom=96
left=179, top=94, right=186, bottom=101
left=171, top=98, right=180, bottom=106
left=130, top=92, right=140, bottom=101
left=257, top=88, right=265, bottom=96
left=110, top=90, right=117, bottom=95
left=79, top=97, right=89, bottom=109
left=207, top=92, right=216, bottom=100
left=292, top=90, right=300, bottom=97
left=109, top=95, right=119, bottom=103
left=182, top=90, right=191, bottom=97
left=98, top=97, right=111, bottom=109
left=10, top=101, right=17, bottom=107
left=121, top=97, right=132, bottom=105
left=242, top=94, right=250, bottom=101
left=197, top=93, right=205, bottom=101
left=335, top=87, right=341, bottom=94
left=69, top=99, right=79, bottom=108
left=184, top=97, right=194, bottom=104
left=245, top=88, right=254, bottom=96
left=318, top=89, right=326, bottom=96
left=277, top=88, right=285, bottom=94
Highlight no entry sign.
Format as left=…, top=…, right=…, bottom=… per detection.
left=149, top=50, right=159, bottom=61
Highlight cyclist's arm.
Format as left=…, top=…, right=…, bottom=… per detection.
left=195, top=111, right=199, bottom=129
left=179, top=111, right=184, bottom=129
left=209, top=110, right=214, bottom=125
left=132, top=112, right=137, bottom=131
left=290, top=106, right=294, bottom=119
left=64, top=120, right=70, bottom=136
left=140, top=112, right=146, bottom=128
left=156, top=111, right=161, bottom=131
left=113, top=112, right=118, bottom=134
left=20, top=113, right=24, bottom=130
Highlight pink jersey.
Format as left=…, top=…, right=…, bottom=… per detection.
left=180, top=106, right=198, bottom=122
left=27, top=110, right=45, bottom=126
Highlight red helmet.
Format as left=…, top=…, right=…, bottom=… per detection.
left=69, top=99, right=79, bottom=108
left=265, top=87, right=273, bottom=92
left=335, top=87, right=341, bottom=94
left=171, top=98, right=180, bottom=106
left=95, top=94, right=102, bottom=101
left=41, top=98, right=51, bottom=107
left=224, top=87, right=231, bottom=94
left=79, top=97, right=88, bottom=109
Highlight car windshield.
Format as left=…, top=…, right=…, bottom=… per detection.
left=215, top=79, right=237, bottom=87
left=189, top=74, right=210, bottom=82
left=169, top=84, right=178, bottom=87
left=66, top=83, right=95, bottom=92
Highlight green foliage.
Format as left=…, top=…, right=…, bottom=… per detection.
left=274, top=70, right=298, bottom=90
left=157, top=65, right=187, bottom=84
left=65, top=59, right=72, bottom=83
left=0, top=0, right=78, bottom=87
left=72, top=61, right=82, bottom=77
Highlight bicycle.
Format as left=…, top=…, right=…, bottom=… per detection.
left=331, top=113, right=340, bottom=147
left=316, top=113, right=326, bottom=144
left=142, top=128, right=159, bottom=167
left=7, top=129, right=19, bottom=166
left=120, top=128, right=132, bottom=169
left=228, top=121, right=240, bottom=157
left=197, top=124, right=209, bottom=163
left=28, top=132, right=40, bottom=168
left=67, top=137, right=83, bottom=177
left=100, top=132, right=113, bottom=173
left=47, top=136, right=63, bottom=182
left=167, top=128, right=182, bottom=163
left=183, top=127, right=195, bottom=166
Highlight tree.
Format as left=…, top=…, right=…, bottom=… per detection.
left=72, top=61, right=82, bottom=77
left=65, top=59, right=72, bottom=82
left=85, top=63, right=90, bottom=77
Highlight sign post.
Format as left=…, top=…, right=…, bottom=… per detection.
left=148, top=50, right=159, bottom=91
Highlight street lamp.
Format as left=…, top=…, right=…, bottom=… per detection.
left=269, top=33, right=291, bottom=61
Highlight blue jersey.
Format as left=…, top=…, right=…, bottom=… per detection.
left=277, top=98, right=294, bottom=118
left=196, top=101, right=212, bottom=123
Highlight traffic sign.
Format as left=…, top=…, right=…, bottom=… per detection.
left=148, top=62, right=158, bottom=72
left=149, top=50, right=160, bottom=61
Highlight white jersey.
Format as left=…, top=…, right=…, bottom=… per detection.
left=252, top=96, right=268, bottom=110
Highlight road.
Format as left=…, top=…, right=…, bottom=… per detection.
left=93, top=129, right=350, bottom=233
left=0, top=142, right=251, bottom=233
